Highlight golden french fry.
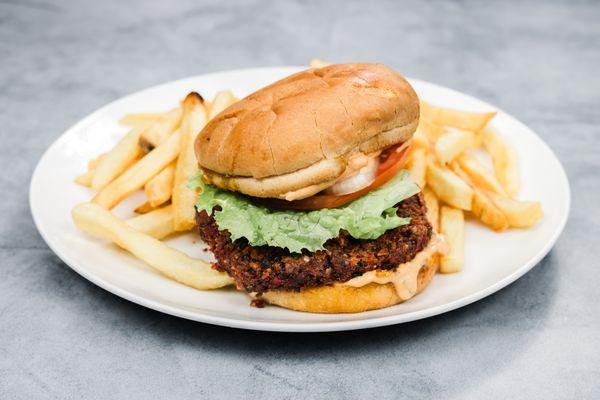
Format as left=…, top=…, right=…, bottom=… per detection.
left=173, top=93, right=207, bottom=231
left=126, top=205, right=175, bottom=239
left=470, top=132, right=483, bottom=149
left=72, top=203, right=232, bottom=290
left=87, top=153, right=105, bottom=170
left=208, top=90, right=237, bottom=120
left=407, top=148, right=427, bottom=188
left=471, top=190, right=509, bottom=231
left=434, top=128, right=474, bottom=164
left=423, top=188, right=439, bottom=232
left=420, top=101, right=497, bottom=132
left=309, top=59, right=331, bottom=68
left=91, top=125, right=146, bottom=190
left=488, top=193, right=543, bottom=228
left=119, top=112, right=164, bottom=126
left=426, top=158, right=473, bottom=210
left=75, top=153, right=106, bottom=187
left=139, top=107, right=182, bottom=149
left=74, top=169, right=95, bottom=187
left=93, top=129, right=181, bottom=209
left=134, top=201, right=159, bottom=214
left=418, top=119, right=446, bottom=143
left=483, top=126, right=520, bottom=196
left=439, top=206, right=464, bottom=273
left=412, top=128, right=430, bottom=150
left=145, top=162, right=176, bottom=207
left=456, top=153, right=507, bottom=196
left=450, top=161, right=508, bottom=231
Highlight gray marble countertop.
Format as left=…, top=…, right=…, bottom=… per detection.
left=1, top=1, right=598, bottom=398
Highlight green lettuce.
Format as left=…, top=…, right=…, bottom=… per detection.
left=190, top=170, right=420, bottom=253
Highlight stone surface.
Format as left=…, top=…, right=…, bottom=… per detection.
left=1, top=0, right=599, bottom=398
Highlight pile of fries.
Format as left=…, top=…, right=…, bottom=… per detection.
left=73, top=61, right=542, bottom=295
left=406, top=101, right=543, bottom=273
left=73, top=90, right=239, bottom=290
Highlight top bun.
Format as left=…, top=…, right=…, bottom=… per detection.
left=195, top=63, right=419, bottom=199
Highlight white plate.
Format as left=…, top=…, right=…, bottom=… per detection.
left=30, top=67, right=570, bottom=332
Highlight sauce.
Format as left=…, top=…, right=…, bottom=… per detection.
left=343, top=234, right=449, bottom=301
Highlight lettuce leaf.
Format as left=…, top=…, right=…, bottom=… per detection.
left=190, top=170, right=420, bottom=253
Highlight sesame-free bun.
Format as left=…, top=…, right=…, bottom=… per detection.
left=195, top=63, right=419, bottom=199
left=260, top=255, right=437, bottom=314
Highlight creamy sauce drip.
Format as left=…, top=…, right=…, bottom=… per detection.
left=343, top=234, right=449, bottom=301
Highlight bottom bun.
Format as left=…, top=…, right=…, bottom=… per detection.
left=260, top=256, right=438, bottom=313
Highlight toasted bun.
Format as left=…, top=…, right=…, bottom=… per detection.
left=260, top=256, right=437, bottom=313
left=195, top=63, right=419, bottom=199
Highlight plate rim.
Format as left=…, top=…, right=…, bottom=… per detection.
left=29, top=66, right=571, bottom=332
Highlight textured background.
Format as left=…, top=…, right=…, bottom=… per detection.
left=2, top=0, right=599, bottom=398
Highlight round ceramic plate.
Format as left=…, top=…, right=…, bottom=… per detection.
left=30, top=67, right=570, bottom=332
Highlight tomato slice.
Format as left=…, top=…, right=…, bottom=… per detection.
left=377, top=140, right=412, bottom=174
left=256, top=142, right=412, bottom=211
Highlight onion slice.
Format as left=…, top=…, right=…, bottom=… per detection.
left=325, top=157, right=378, bottom=195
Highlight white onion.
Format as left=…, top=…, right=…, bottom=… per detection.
left=325, top=158, right=379, bottom=196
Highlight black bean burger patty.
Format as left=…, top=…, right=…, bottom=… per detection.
left=196, top=193, right=432, bottom=294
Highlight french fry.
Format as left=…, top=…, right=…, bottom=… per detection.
left=420, top=101, right=496, bottom=132
left=72, top=203, right=233, bottom=289
left=450, top=161, right=508, bottom=231
left=426, top=158, right=473, bottom=210
left=470, top=132, right=483, bottom=149
left=456, top=153, right=507, bottom=196
left=87, top=153, right=105, bottom=170
left=126, top=205, right=175, bottom=239
left=439, top=206, right=464, bottom=273
left=74, top=169, right=95, bottom=187
left=208, top=90, right=237, bottom=120
left=423, top=188, right=439, bottom=232
left=75, top=153, right=107, bottom=187
left=91, top=125, right=146, bottom=190
left=309, top=59, right=331, bottom=68
left=119, top=112, right=164, bottom=127
left=434, top=128, right=474, bottom=164
left=472, top=191, right=509, bottom=231
left=173, top=93, right=207, bottom=231
left=488, top=193, right=543, bottom=228
left=418, top=119, right=446, bottom=143
left=93, top=129, right=181, bottom=209
left=134, top=201, right=159, bottom=214
left=407, top=148, right=427, bottom=188
left=483, top=126, right=520, bottom=196
left=412, top=128, right=430, bottom=150
left=145, top=162, right=176, bottom=207
left=139, top=107, right=182, bottom=149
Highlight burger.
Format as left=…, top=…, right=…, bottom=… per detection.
left=191, top=63, right=447, bottom=313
